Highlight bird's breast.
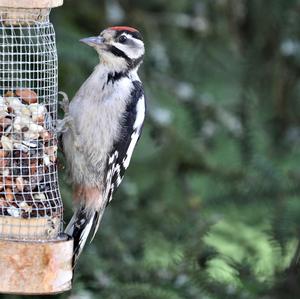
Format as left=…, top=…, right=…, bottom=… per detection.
left=69, top=77, right=132, bottom=174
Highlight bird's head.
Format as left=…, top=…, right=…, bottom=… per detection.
left=80, top=26, right=144, bottom=73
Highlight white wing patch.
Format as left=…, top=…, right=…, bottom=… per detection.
left=105, top=95, right=145, bottom=203
left=123, top=96, right=145, bottom=169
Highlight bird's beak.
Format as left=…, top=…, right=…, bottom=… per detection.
left=80, top=36, right=105, bottom=47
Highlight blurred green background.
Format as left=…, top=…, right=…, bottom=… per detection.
left=4, top=0, right=300, bottom=298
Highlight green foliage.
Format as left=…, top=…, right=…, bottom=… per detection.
left=1, top=0, right=300, bottom=298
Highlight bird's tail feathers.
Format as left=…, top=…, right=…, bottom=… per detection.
left=65, top=205, right=95, bottom=267
left=89, top=203, right=107, bottom=243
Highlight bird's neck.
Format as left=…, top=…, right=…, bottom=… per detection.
left=93, top=63, right=139, bottom=86
left=76, top=64, right=139, bottom=102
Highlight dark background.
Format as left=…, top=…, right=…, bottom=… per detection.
left=3, top=0, right=300, bottom=298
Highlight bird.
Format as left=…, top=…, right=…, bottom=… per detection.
left=62, top=26, right=145, bottom=265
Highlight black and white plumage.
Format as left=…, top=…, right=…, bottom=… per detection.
left=62, top=26, right=145, bottom=265
left=105, top=80, right=144, bottom=202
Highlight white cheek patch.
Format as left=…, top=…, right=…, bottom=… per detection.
left=113, top=33, right=145, bottom=60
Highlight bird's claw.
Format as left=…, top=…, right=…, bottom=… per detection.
left=56, top=115, right=84, bottom=152
left=56, top=115, right=73, bottom=134
left=59, top=91, right=70, bottom=114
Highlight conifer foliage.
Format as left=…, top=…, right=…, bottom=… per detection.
left=4, top=0, right=300, bottom=298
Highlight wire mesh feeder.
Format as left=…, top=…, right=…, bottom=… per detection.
left=0, top=1, right=73, bottom=295
left=0, top=8, right=62, bottom=240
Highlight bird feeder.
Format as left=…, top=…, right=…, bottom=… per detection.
left=0, top=0, right=73, bottom=295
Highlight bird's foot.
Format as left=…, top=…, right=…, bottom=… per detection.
left=57, top=91, right=83, bottom=151
left=56, top=115, right=83, bottom=151
left=56, top=115, right=73, bottom=134
left=59, top=91, right=70, bottom=114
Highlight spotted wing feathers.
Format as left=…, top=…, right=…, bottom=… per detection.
left=105, top=80, right=145, bottom=204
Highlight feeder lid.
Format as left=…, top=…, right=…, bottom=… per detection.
left=0, top=0, right=63, bottom=8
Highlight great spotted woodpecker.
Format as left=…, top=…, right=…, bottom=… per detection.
left=62, top=26, right=145, bottom=265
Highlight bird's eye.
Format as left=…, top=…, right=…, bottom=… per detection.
left=118, top=35, right=127, bottom=43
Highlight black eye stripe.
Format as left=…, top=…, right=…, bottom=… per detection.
left=107, top=45, right=144, bottom=70
left=108, top=45, right=131, bottom=61
left=115, top=30, right=143, bottom=41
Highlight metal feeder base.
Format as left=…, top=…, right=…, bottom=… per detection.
left=0, top=234, right=73, bottom=295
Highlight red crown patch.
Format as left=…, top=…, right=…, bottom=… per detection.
left=109, top=26, right=138, bottom=32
